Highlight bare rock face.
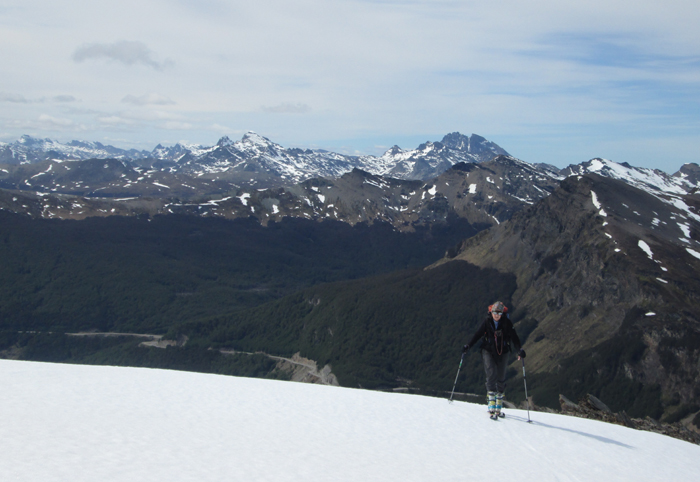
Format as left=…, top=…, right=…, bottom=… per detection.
left=275, top=353, right=339, bottom=386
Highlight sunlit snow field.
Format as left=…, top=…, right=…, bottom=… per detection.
left=1, top=360, right=698, bottom=481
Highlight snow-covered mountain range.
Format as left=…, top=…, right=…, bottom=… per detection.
left=1, top=131, right=510, bottom=187
left=2, top=152, right=698, bottom=234
left=0, top=155, right=562, bottom=226
left=0, top=135, right=151, bottom=163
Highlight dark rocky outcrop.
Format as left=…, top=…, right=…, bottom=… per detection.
left=558, top=393, right=700, bottom=445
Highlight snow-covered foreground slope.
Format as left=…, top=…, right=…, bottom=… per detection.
left=2, top=360, right=698, bottom=482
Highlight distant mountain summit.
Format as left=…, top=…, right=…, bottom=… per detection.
left=377, top=132, right=510, bottom=180
left=441, top=132, right=509, bottom=157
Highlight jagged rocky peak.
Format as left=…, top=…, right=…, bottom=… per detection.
left=67, top=140, right=99, bottom=149
left=217, top=136, right=234, bottom=147
left=674, top=162, right=700, bottom=186
left=17, top=135, right=50, bottom=148
left=440, top=132, right=510, bottom=157
left=241, top=131, right=273, bottom=146
left=440, top=132, right=470, bottom=150
left=415, top=141, right=438, bottom=152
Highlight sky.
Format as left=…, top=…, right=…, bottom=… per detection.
left=3, top=359, right=700, bottom=481
left=1, top=0, right=699, bottom=172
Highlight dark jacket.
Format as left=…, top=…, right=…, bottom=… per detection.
left=466, top=315, right=522, bottom=357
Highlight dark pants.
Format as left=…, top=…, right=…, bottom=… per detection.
left=482, top=350, right=508, bottom=393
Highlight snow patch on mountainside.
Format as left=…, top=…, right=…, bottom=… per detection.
left=638, top=240, right=654, bottom=259
left=591, top=191, right=608, bottom=217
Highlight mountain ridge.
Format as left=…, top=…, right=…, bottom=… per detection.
left=1, top=131, right=510, bottom=186
left=434, top=172, right=700, bottom=411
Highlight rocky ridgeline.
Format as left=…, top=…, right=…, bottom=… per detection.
left=555, top=394, right=700, bottom=445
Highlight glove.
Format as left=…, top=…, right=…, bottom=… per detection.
left=462, top=344, right=470, bottom=354
left=518, top=348, right=526, bottom=359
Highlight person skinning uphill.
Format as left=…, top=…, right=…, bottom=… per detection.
left=462, top=301, right=526, bottom=420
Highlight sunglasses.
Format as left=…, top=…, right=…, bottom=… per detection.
left=492, top=311, right=503, bottom=315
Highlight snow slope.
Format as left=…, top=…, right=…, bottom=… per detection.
left=2, top=360, right=698, bottom=482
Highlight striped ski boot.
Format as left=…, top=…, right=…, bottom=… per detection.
left=496, top=392, right=505, bottom=418
left=488, top=391, right=498, bottom=420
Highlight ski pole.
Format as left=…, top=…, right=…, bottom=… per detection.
left=521, top=358, right=532, bottom=423
left=448, top=353, right=465, bottom=403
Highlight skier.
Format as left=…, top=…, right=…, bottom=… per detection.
left=462, top=301, right=526, bottom=420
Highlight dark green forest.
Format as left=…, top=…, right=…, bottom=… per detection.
left=0, top=211, right=478, bottom=333
left=167, top=261, right=519, bottom=393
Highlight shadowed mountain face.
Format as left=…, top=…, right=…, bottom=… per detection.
left=437, top=174, right=700, bottom=411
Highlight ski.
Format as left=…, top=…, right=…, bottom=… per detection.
left=489, top=413, right=499, bottom=421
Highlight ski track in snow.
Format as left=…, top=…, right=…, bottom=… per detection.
left=1, top=360, right=699, bottom=482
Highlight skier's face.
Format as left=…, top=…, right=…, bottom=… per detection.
left=492, top=312, right=502, bottom=321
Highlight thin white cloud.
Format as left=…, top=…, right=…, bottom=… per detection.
left=163, top=121, right=193, bottom=130
left=38, top=114, right=75, bottom=127
left=122, top=93, right=176, bottom=106
left=1, top=93, right=77, bottom=104
left=261, top=103, right=311, bottom=114
left=72, top=41, right=174, bottom=71
left=122, top=110, right=185, bottom=122
left=97, top=116, right=136, bottom=126
left=1, top=93, right=31, bottom=103
left=6, top=114, right=87, bottom=132
left=52, top=95, right=78, bottom=103
left=210, top=124, right=241, bottom=136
